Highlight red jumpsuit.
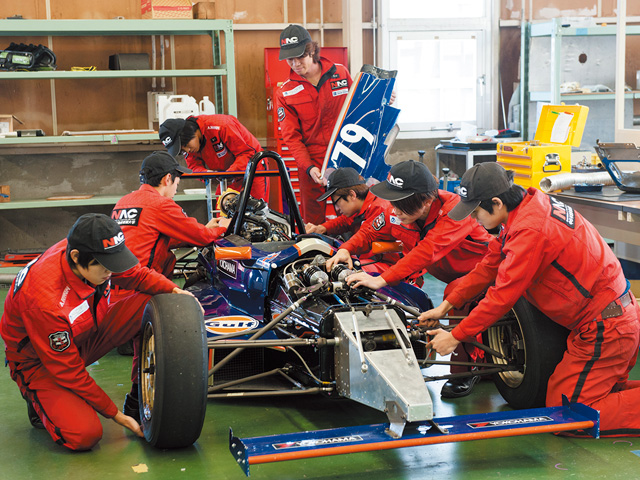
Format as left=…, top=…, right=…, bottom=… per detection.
left=184, top=115, right=268, bottom=201
left=342, top=190, right=492, bottom=372
left=275, top=57, right=352, bottom=224
left=447, top=188, right=640, bottom=436
left=1, top=240, right=176, bottom=450
left=321, top=191, right=399, bottom=273
left=112, top=184, right=226, bottom=279
left=341, top=190, right=491, bottom=286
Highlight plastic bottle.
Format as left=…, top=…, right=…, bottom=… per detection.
left=199, top=96, right=216, bottom=115
left=158, top=95, right=199, bottom=124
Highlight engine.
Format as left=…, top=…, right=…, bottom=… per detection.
left=219, top=190, right=292, bottom=243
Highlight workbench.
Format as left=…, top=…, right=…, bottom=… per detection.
left=553, top=186, right=640, bottom=246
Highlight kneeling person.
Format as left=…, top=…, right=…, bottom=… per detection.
left=0, top=214, right=193, bottom=450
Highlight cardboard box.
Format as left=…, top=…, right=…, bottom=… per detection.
left=0, top=185, right=10, bottom=203
left=497, top=104, right=589, bottom=190
left=0, top=115, right=15, bottom=134
left=141, top=0, right=192, bottom=19
left=193, top=1, right=216, bottom=19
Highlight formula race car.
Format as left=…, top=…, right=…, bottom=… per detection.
left=136, top=151, right=596, bottom=470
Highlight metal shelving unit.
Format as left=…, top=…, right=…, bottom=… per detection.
left=0, top=19, right=236, bottom=144
left=520, top=18, right=640, bottom=139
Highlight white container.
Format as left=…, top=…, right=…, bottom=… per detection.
left=199, top=96, right=216, bottom=115
left=158, top=95, right=200, bottom=125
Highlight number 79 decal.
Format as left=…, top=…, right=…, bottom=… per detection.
left=322, top=65, right=400, bottom=184
left=330, top=124, right=375, bottom=170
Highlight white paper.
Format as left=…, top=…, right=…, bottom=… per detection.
left=550, top=112, right=573, bottom=143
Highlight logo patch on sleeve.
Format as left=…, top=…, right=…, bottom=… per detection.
left=112, top=208, right=141, bottom=226
left=549, top=197, right=575, bottom=228
left=49, top=331, right=71, bottom=352
left=372, top=213, right=386, bottom=231
left=277, top=107, right=285, bottom=122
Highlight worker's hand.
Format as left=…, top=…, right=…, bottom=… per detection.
left=305, top=223, right=327, bottom=234
left=309, top=167, right=325, bottom=185
left=345, top=271, right=387, bottom=290
left=389, top=90, right=397, bottom=106
left=325, top=248, right=353, bottom=271
left=217, top=217, right=232, bottom=229
left=425, top=328, right=460, bottom=356
left=418, top=301, right=453, bottom=327
left=172, top=287, right=205, bottom=314
left=113, top=410, right=144, bottom=438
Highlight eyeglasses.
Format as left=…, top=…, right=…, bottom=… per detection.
left=331, top=195, right=346, bottom=205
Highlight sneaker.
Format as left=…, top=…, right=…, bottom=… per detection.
left=25, top=397, right=44, bottom=429
left=440, top=375, right=481, bottom=398
left=123, top=393, right=140, bottom=425
left=117, top=339, right=134, bottom=356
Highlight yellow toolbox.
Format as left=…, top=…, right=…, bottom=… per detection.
left=497, top=104, right=589, bottom=189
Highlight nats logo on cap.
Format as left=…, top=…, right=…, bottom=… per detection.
left=102, top=232, right=125, bottom=251
left=281, top=36, right=299, bottom=46
left=387, top=174, right=404, bottom=188
left=49, top=331, right=71, bottom=352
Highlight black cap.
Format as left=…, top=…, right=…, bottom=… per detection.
left=140, top=151, right=191, bottom=183
left=317, top=168, right=366, bottom=202
left=448, top=162, right=514, bottom=221
left=370, top=160, right=438, bottom=201
left=279, top=24, right=312, bottom=60
left=159, top=118, right=187, bottom=156
left=67, top=213, right=139, bottom=273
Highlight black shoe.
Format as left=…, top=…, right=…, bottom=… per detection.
left=123, top=393, right=140, bottom=425
left=117, top=339, right=134, bottom=356
left=25, top=397, right=44, bottom=429
left=441, top=375, right=481, bottom=398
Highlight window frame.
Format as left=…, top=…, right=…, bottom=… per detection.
left=378, top=0, right=499, bottom=139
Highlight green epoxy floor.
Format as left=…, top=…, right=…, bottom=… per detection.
left=2, top=282, right=640, bottom=479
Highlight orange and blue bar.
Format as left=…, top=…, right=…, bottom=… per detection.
left=229, top=396, right=598, bottom=476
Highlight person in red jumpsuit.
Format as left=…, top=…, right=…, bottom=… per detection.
left=326, top=160, right=492, bottom=397
left=159, top=114, right=268, bottom=201
left=275, top=24, right=353, bottom=225
left=112, top=151, right=228, bottom=281
left=1, top=214, right=193, bottom=450
left=306, top=167, right=399, bottom=272
left=421, top=162, right=640, bottom=437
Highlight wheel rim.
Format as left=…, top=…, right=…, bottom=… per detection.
left=485, top=309, right=525, bottom=388
left=141, top=322, right=156, bottom=422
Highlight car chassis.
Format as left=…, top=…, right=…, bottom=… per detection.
left=137, top=151, right=599, bottom=474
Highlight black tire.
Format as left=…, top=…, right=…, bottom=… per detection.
left=483, top=297, right=569, bottom=409
left=139, top=294, right=208, bottom=448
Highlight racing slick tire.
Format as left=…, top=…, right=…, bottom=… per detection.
left=483, top=297, right=569, bottom=410
left=139, top=294, right=208, bottom=448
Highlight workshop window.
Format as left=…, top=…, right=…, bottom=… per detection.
left=380, top=0, right=495, bottom=139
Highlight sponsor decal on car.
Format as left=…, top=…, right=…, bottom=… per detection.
left=205, top=316, right=260, bottom=335
left=467, top=416, right=553, bottom=429
left=272, top=434, right=364, bottom=450
left=218, top=259, right=237, bottom=278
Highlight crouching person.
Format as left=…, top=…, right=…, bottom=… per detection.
left=421, top=162, right=640, bottom=436
left=1, top=213, right=194, bottom=450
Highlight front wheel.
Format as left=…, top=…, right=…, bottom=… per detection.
left=139, top=294, right=208, bottom=448
left=483, top=297, right=569, bottom=409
